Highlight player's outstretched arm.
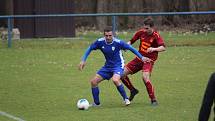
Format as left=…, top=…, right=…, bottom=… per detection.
left=128, top=45, right=152, bottom=62
left=147, top=45, right=166, bottom=53
left=79, top=47, right=92, bottom=71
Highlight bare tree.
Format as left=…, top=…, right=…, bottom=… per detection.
left=126, top=0, right=145, bottom=28
left=72, top=0, right=215, bottom=30
left=96, top=0, right=108, bottom=31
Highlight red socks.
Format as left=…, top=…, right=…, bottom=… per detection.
left=121, top=76, right=135, bottom=91
left=145, top=81, right=156, bottom=101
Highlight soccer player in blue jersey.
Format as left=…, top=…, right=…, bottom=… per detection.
left=79, top=26, right=151, bottom=106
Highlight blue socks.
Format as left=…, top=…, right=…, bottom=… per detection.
left=92, top=84, right=128, bottom=105
left=117, top=84, right=128, bottom=100
left=92, top=87, right=100, bottom=105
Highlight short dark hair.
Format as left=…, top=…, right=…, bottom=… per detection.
left=144, top=18, right=154, bottom=27
left=104, top=26, right=113, bottom=33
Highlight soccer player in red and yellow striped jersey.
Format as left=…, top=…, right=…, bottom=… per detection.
left=121, top=18, right=166, bottom=105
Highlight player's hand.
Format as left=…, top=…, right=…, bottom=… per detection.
left=147, top=47, right=155, bottom=53
left=142, top=57, right=152, bottom=62
left=79, top=61, right=86, bottom=71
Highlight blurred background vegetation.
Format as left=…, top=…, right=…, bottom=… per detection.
left=73, top=0, right=215, bottom=31
left=1, top=0, right=215, bottom=32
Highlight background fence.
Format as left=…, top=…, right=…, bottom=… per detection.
left=0, top=11, right=215, bottom=48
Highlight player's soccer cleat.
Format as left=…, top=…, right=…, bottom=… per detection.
left=151, top=100, right=158, bottom=106
left=89, top=103, right=101, bottom=107
left=129, top=89, right=139, bottom=101
left=124, top=98, right=131, bottom=106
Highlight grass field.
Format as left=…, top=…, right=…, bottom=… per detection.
left=0, top=32, right=215, bottom=121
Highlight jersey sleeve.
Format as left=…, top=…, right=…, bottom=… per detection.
left=154, top=32, right=165, bottom=47
left=120, top=40, right=143, bottom=60
left=129, top=30, right=142, bottom=44
left=127, top=45, right=144, bottom=60
left=90, top=40, right=100, bottom=50
left=120, top=40, right=130, bottom=50
left=81, top=40, right=99, bottom=61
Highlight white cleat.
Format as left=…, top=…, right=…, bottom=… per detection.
left=89, top=103, right=101, bottom=107
left=124, top=99, right=131, bottom=106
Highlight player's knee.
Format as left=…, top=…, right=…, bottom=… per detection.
left=121, top=73, right=130, bottom=80
left=142, top=76, right=147, bottom=81
left=90, top=79, right=98, bottom=87
left=142, top=73, right=150, bottom=81
left=123, top=68, right=130, bottom=76
left=112, top=79, right=120, bottom=86
left=120, top=76, right=125, bottom=80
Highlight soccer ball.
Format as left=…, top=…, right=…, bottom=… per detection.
left=77, top=99, right=90, bottom=110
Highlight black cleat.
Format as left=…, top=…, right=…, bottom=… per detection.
left=129, top=89, right=139, bottom=101
left=151, top=100, right=158, bottom=106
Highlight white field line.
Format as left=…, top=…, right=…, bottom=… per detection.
left=0, top=111, right=25, bottom=121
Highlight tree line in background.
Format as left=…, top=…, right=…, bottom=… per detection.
left=1, top=0, right=214, bottom=33
left=73, top=0, right=215, bottom=31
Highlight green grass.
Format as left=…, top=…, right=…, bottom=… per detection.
left=1, top=31, right=215, bottom=49
left=0, top=32, right=215, bottom=121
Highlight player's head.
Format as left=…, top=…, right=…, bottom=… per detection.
left=104, top=26, right=113, bottom=43
left=143, top=17, right=154, bottom=35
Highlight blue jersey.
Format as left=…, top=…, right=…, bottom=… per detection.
left=82, top=37, right=143, bottom=69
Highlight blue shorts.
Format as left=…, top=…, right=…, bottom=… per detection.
left=97, top=66, right=124, bottom=80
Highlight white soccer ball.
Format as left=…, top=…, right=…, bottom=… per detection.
left=77, top=99, right=90, bottom=110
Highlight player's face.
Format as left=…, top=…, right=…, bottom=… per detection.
left=143, top=25, right=153, bottom=35
left=104, top=31, right=113, bottom=43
